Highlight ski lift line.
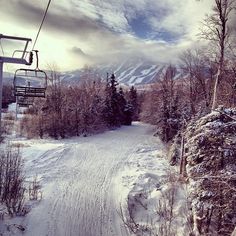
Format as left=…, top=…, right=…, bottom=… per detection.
left=32, top=0, right=52, bottom=50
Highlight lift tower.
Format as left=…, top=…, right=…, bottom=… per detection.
left=0, top=34, right=32, bottom=137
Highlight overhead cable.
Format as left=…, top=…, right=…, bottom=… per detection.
left=32, top=0, right=52, bottom=50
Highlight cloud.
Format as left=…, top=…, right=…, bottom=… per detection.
left=71, top=47, right=88, bottom=56
left=0, top=0, right=108, bottom=39
left=70, top=46, right=92, bottom=61
left=0, top=0, right=216, bottom=70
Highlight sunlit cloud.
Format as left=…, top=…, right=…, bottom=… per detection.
left=0, top=0, right=215, bottom=71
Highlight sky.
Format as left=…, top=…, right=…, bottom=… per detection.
left=0, top=0, right=215, bottom=71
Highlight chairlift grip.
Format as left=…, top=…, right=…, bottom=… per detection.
left=33, top=50, right=39, bottom=69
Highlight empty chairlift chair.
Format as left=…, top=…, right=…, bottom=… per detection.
left=13, top=50, right=47, bottom=98
left=14, top=69, right=47, bottom=97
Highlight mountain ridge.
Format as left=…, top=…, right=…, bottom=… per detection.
left=3, top=61, right=184, bottom=87
left=61, top=61, right=183, bottom=86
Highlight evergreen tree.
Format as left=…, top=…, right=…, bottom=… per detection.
left=128, top=86, right=139, bottom=120
left=110, top=74, right=120, bottom=126
left=117, top=87, right=127, bottom=124
left=102, top=73, right=120, bottom=127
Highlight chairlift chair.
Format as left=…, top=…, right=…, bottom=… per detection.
left=17, top=96, right=34, bottom=108
left=13, top=50, right=47, bottom=98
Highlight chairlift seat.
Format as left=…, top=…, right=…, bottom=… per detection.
left=15, top=86, right=46, bottom=97
left=14, top=68, right=47, bottom=98
left=17, top=96, right=34, bottom=107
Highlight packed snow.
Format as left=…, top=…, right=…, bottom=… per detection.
left=0, top=122, right=188, bottom=236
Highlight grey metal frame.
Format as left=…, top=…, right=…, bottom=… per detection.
left=0, top=34, right=32, bottom=135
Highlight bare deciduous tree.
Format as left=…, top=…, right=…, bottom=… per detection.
left=200, top=0, right=235, bottom=109
left=180, top=48, right=216, bottom=113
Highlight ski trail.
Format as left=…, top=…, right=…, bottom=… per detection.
left=19, top=122, right=163, bottom=236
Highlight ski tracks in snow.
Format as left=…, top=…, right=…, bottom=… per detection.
left=17, top=123, right=162, bottom=236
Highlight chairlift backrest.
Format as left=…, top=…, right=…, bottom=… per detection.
left=14, top=68, right=47, bottom=98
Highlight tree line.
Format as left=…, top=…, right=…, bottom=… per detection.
left=141, top=0, right=236, bottom=142
left=20, top=72, right=140, bottom=139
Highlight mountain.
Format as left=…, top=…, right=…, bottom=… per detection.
left=3, top=60, right=184, bottom=87
left=61, top=60, right=184, bottom=86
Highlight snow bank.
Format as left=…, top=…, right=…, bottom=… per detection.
left=114, top=143, right=190, bottom=235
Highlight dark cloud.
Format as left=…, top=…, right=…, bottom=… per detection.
left=0, top=0, right=111, bottom=40
left=0, top=1, right=43, bottom=28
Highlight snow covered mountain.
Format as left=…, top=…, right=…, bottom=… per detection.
left=3, top=60, right=183, bottom=87
left=61, top=60, right=183, bottom=86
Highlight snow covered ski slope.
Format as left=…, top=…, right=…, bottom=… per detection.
left=12, top=122, right=165, bottom=236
